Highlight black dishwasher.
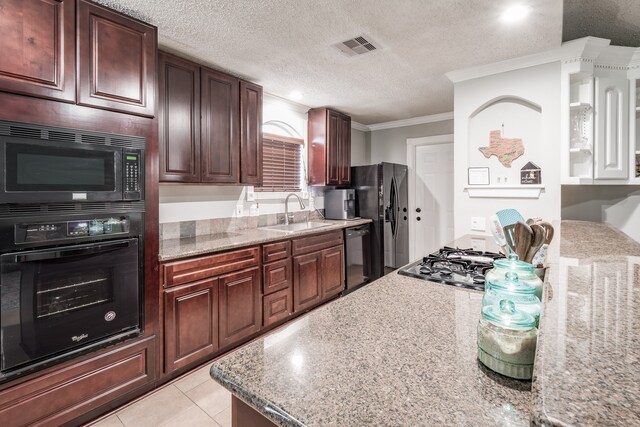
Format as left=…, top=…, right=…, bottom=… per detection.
left=343, top=224, right=371, bottom=294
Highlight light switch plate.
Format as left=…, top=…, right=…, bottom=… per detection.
left=246, top=189, right=255, bottom=202
left=471, top=217, right=486, bottom=232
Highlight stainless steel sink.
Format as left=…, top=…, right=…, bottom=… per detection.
left=262, top=222, right=331, bottom=233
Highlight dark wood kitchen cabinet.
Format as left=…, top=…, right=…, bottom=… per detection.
left=201, top=67, right=240, bottom=183
left=158, top=52, right=201, bottom=182
left=240, top=80, right=263, bottom=184
left=158, top=52, right=262, bottom=185
left=292, top=251, right=323, bottom=312
left=163, top=278, right=219, bottom=373
left=218, top=267, right=262, bottom=348
left=292, top=230, right=345, bottom=312
left=308, top=108, right=351, bottom=186
left=0, top=0, right=76, bottom=102
left=77, top=0, right=157, bottom=117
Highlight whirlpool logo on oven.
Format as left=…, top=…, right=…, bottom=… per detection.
left=71, top=334, right=89, bottom=342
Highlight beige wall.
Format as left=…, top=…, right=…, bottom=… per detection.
left=562, top=185, right=640, bottom=242
left=369, top=120, right=454, bottom=165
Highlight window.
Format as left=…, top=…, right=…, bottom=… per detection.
left=257, top=133, right=303, bottom=192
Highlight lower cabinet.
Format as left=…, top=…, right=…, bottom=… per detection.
left=0, top=336, right=156, bottom=427
left=321, top=245, right=345, bottom=299
left=164, top=278, right=219, bottom=373
left=292, top=244, right=345, bottom=313
left=218, top=267, right=262, bottom=349
left=292, top=252, right=323, bottom=312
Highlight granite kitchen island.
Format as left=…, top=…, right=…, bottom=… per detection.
left=210, top=221, right=640, bottom=426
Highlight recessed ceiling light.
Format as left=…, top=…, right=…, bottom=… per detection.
left=289, top=91, right=303, bottom=101
left=501, top=4, right=530, bottom=23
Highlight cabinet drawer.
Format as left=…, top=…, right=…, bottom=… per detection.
left=0, top=336, right=155, bottom=427
left=292, top=230, right=343, bottom=256
left=162, top=247, right=260, bottom=287
left=262, top=241, right=290, bottom=263
left=263, top=287, right=293, bottom=328
left=263, top=258, right=291, bottom=295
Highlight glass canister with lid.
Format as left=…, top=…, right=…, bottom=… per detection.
left=486, top=253, right=543, bottom=299
left=477, top=299, right=538, bottom=380
left=483, top=271, right=541, bottom=325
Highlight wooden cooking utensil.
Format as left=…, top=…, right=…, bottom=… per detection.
left=539, top=222, right=554, bottom=245
left=514, top=221, right=533, bottom=261
left=525, top=224, right=546, bottom=263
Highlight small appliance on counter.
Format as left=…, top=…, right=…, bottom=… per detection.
left=324, top=189, right=356, bottom=220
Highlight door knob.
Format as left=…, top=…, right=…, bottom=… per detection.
left=416, top=208, right=421, bottom=213
left=417, top=217, right=421, bottom=221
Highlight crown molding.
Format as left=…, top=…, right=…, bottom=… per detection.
left=366, top=112, right=454, bottom=131
left=263, top=92, right=311, bottom=115
left=351, top=121, right=369, bottom=132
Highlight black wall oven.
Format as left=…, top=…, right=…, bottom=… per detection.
left=0, top=212, right=144, bottom=380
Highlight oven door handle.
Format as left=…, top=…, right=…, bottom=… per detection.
left=14, top=240, right=133, bottom=263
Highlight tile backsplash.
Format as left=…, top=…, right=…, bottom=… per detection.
left=160, top=211, right=324, bottom=240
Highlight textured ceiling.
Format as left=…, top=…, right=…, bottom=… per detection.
left=563, top=0, right=640, bottom=47
left=96, top=0, right=563, bottom=124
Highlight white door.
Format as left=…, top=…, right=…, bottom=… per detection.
left=413, top=143, right=454, bottom=256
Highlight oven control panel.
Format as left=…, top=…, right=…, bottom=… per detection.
left=16, top=216, right=130, bottom=243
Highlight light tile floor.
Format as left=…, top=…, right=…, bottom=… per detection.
left=90, top=363, right=231, bottom=427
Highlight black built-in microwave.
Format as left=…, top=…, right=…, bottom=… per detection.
left=0, top=136, right=143, bottom=203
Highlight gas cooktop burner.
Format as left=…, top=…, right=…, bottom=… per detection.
left=397, top=246, right=505, bottom=291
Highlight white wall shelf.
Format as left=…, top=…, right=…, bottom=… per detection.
left=464, top=185, right=544, bottom=199
left=569, top=102, right=592, bottom=110
left=569, top=147, right=592, bottom=154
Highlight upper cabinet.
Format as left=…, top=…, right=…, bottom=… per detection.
left=0, top=0, right=157, bottom=117
left=201, top=67, right=239, bottom=183
left=77, top=0, right=157, bottom=117
left=561, top=38, right=640, bottom=185
left=0, top=0, right=76, bottom=102
left=158, top=52, right=201, bottom=182
left=308, top=108, right=351, bottom=186
left=158, top=51, right=262, bottom=185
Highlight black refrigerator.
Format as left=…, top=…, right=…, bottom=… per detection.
left=351, top=163, right=409, bottom=279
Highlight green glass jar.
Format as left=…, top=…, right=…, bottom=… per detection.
left=477, top=300, right=538, bottom=380
left=483, top=271, right=541, bottom=325
left=486, top=253, right=543, bottom=299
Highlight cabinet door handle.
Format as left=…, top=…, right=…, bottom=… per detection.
left=416, top=217, right=421, bottom=221
left=416, top=208, right=421, bottom=213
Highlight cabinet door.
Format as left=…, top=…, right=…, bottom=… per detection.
left=321, top=245, right=345, bottom=299
left=158, top=52, right=201, bottom=182
left=0, top=0, right=75, bottom=102
left=240, top=80, right=263, bottom=184
left=594, top=74, right=629, bottom=180
left=338, top=114, right=352, bottom=184
left=293, top=252, right=322, bottom=312
left=77, top=0, right=157, bottom=117
left=201, top=67, right=239, bottom=183
left=218, top=267, right=261, bottom=348
left=164, top=278, right=219, bottom=373
left=326, top=110, right=341, bottom=185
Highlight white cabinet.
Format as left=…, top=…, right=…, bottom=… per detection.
left=594, top=74, right=629, bottom=179
left=561, top=39, right=640, bottom=185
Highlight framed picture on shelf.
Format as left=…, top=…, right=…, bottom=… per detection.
left=468, top=167, right=490, bottom=185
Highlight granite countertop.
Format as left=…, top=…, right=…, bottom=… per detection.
left=210, top=235, right=532, bottom=426
left=159, top=218, right=372, bottom=261
left=531, top=221, right=640, bottom=426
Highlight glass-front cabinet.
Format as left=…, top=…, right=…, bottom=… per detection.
left=561, top=38, right=640, bottom=185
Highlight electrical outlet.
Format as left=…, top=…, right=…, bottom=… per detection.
left=236, top=204, right=243, bottom=217
left=471, top=217, right=486, bottom=232
left=246, top=189, right=255, bottom=202
left=308, top=196, right=315, bottom=210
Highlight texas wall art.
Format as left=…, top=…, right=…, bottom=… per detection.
left=478, top=128, right=524, bottom=167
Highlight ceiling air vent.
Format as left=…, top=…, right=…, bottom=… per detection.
left=334, top=34, right=378, bottom=57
